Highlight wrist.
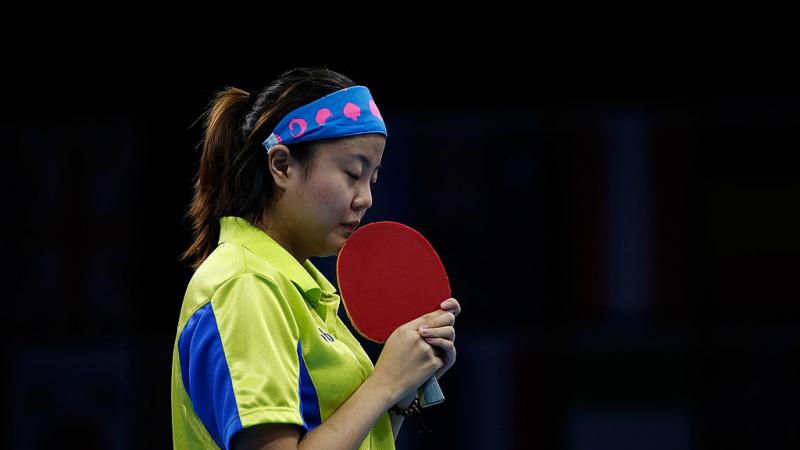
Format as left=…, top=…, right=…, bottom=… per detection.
left=394, top=390, right=417, bottom=410
left=389, top=394, right=422, bottom=417
left=366, top=373, right=400, bottom=409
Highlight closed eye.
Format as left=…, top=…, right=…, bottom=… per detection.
left=345, top=170, right=377, bottom=185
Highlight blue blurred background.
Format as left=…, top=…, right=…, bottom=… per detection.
left=4, top=54, right=800, bottom=449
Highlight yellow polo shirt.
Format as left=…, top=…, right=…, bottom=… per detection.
left=171, top=216, right=395, bottom=449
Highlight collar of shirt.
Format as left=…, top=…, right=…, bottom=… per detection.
left=217, top=216, right=340, bottom=311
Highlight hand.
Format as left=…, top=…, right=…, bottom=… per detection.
left=417, top=297, right=460, bottom=380
left=373, top=309, right=451, bottom=403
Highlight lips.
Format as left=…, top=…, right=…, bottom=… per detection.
left=342, top=222, right=359, bottom=232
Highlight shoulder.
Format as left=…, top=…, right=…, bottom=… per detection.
left=211, top=271, right=281, bottom=305
left=194, top=242, right=295, bottom=301
left=179, top=242, right=306, bottom=328
left=210, top=272, right=301, bottom=336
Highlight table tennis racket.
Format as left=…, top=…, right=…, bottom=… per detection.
left=336, top=221, right=451, bottom=408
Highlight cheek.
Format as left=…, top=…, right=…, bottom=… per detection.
left=310, top=180, right=350, bottom=210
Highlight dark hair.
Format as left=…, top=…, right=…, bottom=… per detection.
left=179, top=67, right=356, bottom=270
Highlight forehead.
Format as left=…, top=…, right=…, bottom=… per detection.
left=320, top=134, right=385, bottom=167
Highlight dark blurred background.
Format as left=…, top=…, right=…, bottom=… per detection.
left=4, top=50, right=800, bottom=450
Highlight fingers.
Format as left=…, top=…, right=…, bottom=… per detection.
left=408, top=308, right=451, bottom=328
left=418, top=325, right=455, bottom=342
left=422, top=337, right=456, bottom=355
left=439, top=298, right=461, bottom=317
left=405, top=297, right=460, bottom=330
left=419, top=311, right=455, bottom=329
left=426, top=345, right=450, bottom=371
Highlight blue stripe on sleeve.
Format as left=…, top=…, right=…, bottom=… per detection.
left=297, top=340, right=322, bottom=432
left=177, top=303, right=243, bottom=449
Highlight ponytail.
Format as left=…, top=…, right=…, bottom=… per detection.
left=179, top=87, right=252, bottom=270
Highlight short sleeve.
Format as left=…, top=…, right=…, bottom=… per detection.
left=177, top=273, right=306, bottom=450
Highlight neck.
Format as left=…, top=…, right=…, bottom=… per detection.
left=258, top=209, right=309, bottom=264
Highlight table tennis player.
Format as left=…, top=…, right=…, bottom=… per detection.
left=171, top=67, right=461, bottom=450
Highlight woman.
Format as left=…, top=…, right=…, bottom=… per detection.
left=171, top=67, right=461, bottom=450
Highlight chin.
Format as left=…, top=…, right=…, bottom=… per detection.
left=323, top=235, right=346, bottom=256
left=334, top=236, right=348, bottom=251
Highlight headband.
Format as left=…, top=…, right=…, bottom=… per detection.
left=262, top=85, right=388, bottom=153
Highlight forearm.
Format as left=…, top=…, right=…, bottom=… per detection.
left=298, top=375, right=396, bottom=450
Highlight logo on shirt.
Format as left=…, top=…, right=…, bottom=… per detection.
left=319, top=327, right=335, bottom=343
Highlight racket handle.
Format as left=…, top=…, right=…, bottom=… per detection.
left=417, top=375, right=445, bottom=408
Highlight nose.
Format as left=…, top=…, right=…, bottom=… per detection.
left=352, top=183, right=373, bottom=212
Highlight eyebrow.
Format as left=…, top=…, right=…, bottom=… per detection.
left=349, top=153, right=382, bottom=170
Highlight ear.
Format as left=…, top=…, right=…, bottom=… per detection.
left=267, top=144, right=293, bottom=190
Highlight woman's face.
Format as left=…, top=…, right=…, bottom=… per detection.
left=271, top=134, right=385, bottom=260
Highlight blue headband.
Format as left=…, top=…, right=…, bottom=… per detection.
left=262, top=85, right=388, bottom=153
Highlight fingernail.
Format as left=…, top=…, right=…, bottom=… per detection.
left=419, top=326, right=431, bottom=335
left=440, top=300, right=450, bottom=308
